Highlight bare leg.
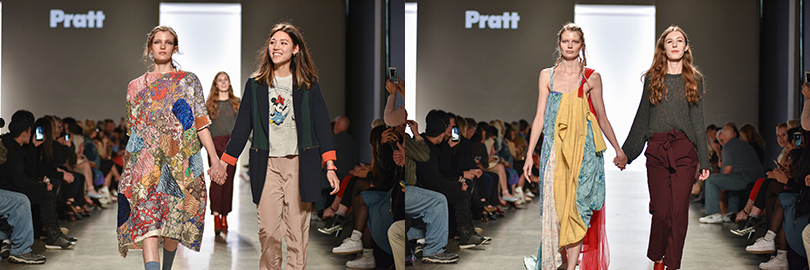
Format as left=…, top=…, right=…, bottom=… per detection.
left=142, top=236, right=160, bottom=264
left=566, top=240, right=583, bottom=270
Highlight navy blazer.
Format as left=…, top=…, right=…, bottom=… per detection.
left=222, top=77, right=335, bottom=204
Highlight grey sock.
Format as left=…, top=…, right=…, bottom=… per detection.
left=162, top=248, right=177, bottom=270
left=145, top=261, right=160, bottom=270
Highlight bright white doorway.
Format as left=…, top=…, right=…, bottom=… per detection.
left=574, top=5, right=656, bottom=172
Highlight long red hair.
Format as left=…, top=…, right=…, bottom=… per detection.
left=205, top=71, right=240, bottom=120
left=644, top=26, right=703, bottom=105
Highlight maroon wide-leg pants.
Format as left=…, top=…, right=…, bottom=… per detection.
left=644, top=130, right=697, bottom=270
left=209, top=135, right=236, bottom=215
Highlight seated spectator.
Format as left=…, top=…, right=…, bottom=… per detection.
left=739, top=123, right=766, bottom=164
left=0, top=112, right=76, bottom=249
left=0, top=188, right=45, bottom=264
left=700, top=122, right=765, bottom=224
left=416, top=110, right=490, bottom=249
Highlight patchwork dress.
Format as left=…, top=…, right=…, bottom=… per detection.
left=525, top=68, right=607, bottom=270
left=117, top=71, right=210, bottom=257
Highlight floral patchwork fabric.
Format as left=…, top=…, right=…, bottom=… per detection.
left=118, top=71, right=210, bottom=257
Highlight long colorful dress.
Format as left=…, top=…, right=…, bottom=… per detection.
left=117, top=71, right=210, bottom=257
left=525, top=68, right=607, bottom=270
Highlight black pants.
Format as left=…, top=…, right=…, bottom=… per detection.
left=429, top=183, right=472, bottom=233
left=21, top=187, right=60, bottom=230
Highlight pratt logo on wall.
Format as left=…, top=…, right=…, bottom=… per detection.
left=50, top=9, right=106, bottom=28
left=465, top=10, right=520, bottom=29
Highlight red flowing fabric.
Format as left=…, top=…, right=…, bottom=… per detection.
left=577, top=67, right=610, bottom=270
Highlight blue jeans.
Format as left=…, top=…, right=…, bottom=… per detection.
left=404, top=186, right=448, bottom=257
left=704, top=172, right=754, bottom=215
left=0, top=189, right=33, bottom=255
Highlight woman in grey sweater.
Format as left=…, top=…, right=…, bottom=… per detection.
left=619, top=26, right=711, bottom=270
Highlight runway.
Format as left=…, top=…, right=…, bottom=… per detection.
left=415, top=170, right=764, bottom=270
left=0, top=173, right=352, bottom=270
left=0, top=170, right=768, bottom=269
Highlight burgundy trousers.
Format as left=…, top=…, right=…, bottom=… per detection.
left=644, top=130, right=697, bottom=270
left=209, top=135, right=236, bottom=215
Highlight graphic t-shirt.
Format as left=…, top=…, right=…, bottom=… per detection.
left=267, top=75, right=298, bottom=156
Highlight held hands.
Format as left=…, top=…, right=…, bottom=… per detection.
left=613, top=150, right=628, bottom=171
left=766, top=168, right=789, bottom=184
left=698, top=169, right=710, bottom=181
left=393, top=142, right=405, bottom=166
left=208, top=159, right=226, bottom=185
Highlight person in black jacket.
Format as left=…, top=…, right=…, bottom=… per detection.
left=0, top=112, right=76, bottom=250
left=219, top=23, right=338, bottom=270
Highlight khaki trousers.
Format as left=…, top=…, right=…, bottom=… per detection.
left=258, top=156, right=312, bottom=270
left=803, top=224, right=810, bottom=266
left=388, top=220, right=406, bottom=270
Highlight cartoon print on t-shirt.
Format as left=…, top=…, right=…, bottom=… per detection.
left=270, top=95, right=289, bottom=125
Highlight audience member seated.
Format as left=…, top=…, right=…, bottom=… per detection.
left=740, top=123, right=766, bottom=164
left=0, top=111, right=77, bottom=250
left=700, top=122, right=765, bottom=224
left=416, top=110, right=490, bottom=249
left=0, top=187, right=46, bottom=264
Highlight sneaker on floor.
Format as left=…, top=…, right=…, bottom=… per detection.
left=722, top=213, right=733, bottom=223
left=0, top=239, right=10, bottom=259
left=459, top=233, right=490, bottom=249
left=759, top=255, right=788, bottom=270
left=8, top=252, right=46, bottom=264
left=699, top=213, right=723, bottom=224
left=413, top=242, right=425, bottom=258
left=422, top=251, right=459, bottom=264
left=332, top=237, right=363, bottom=255
left=525, top=190, right=536, bottom=198
left=45, top=236, right=76, bottom=250
left=746, top=237, right=776, bottom=254
left=346, top=253, right=375, bottom=269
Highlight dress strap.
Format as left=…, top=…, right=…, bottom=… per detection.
left=549, top=68, right=555, bottom=91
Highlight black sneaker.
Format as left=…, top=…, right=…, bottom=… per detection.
left=459, top=233, right=490, bottom=249
left=45, top=236, right=76, bottom=250
left=61, top=233, right=78, bottom=242
left=421, top=251, right=459, bottom=264
left=0, top=240, right=10, bottom=258
left=8, top=252, right=46, bottom=264
left=413, top=242, right=425, bottom=258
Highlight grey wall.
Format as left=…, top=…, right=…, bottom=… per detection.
left=411, top=0, right=760, bottom=134
left=1, top=0, right=345, bottom=128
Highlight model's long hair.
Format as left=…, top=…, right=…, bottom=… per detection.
left=553, top=23, right=587, bottom=79
left=141, top=25, right=180, bottom=73
left=252, top=23, right=318, bottom=90
left=644, top=25, right=704, bottom=105
left=205, top=71, right=240, bottom=120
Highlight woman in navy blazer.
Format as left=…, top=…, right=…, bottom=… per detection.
left=219, top=23, right=339, bottom=270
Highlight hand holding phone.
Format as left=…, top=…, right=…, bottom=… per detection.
left=388, top=67, right=398, bottom=84
left=35, top=126, right=44, bottom=141
left=451, top=127, right=460, bottom=142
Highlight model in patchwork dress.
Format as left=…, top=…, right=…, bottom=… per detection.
left=118, top=26, right=226, bottom=270
left=523, top=23, right=626, bottom=270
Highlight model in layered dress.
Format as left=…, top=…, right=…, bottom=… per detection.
left=523, top=23, right=626, bottom=270
left=117, top=26, right=226, bottom=270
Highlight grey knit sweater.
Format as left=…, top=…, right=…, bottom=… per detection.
left=622, top=74, right=710, bottom=171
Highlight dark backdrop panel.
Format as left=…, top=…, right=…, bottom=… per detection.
left=2, top=0, right=345, bottom=126
left=413, top=0, right=759, bottom=136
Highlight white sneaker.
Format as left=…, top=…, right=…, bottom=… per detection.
left=746, top=237, right=776, bottom=254
left=525, top=190, right=536, bottom=198
left=699, top=213, right=723, bottom=224
left=722, top=214, right=732, bottom=223
left=346, top=253, right=375, bottom=269
left=332, top=237, right=363, bottom=255
left=515, top=187, right=526, bottom=205
left=758, top=255, right=788, bottom=270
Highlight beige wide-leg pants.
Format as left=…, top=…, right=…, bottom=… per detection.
left=257, top=156, right=312, bottom=270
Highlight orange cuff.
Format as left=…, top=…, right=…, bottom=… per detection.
left=221, top=153, right=238, bottom=166
left=321, top=150, right=336, bottom=163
